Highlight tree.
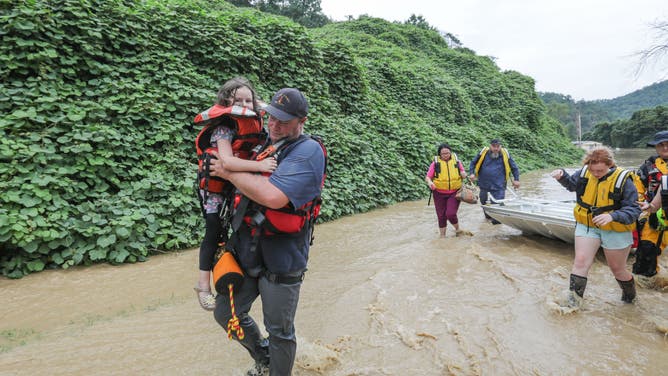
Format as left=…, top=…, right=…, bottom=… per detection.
left=404, top=14, right=434, bottom=31
left=227, top=0, right=330, bottom=27
left=440, top=31, right=462, bottom=48
left=228, top=0, right=253, bottom=5
left=636, top=20, right=668, bottom=79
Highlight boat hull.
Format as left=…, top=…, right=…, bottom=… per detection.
left=482, top=199, right=576, bottom=243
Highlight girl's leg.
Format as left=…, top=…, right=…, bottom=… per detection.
left=556, top=235, right=601, bottom=308
left=603, top=247, right=632, bottom=281
left=572, top=236, right=601, bottom=277
left=604, top=246, right=635, bottom=302
left=195, top=213, right=222, bottom=310
left=199, top=213, right=222, bottom=289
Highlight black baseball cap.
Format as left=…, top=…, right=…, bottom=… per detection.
left=264, top=88, right=308, bottom=121
left=647, top=130, right=668, bottom=147
left=490, top=138, right=501, bottom=145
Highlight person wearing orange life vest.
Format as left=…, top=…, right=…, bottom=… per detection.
left=468, top=138, right=520, bottom=224
left=209, top=88, right=325, bottom=376
left=633, top=130, right=668, bottom=290
left=193, top=77, right=277, bottom=312
left=425, top=143, right=473, bottom=238
left=550, top=147, right=640, bottom=311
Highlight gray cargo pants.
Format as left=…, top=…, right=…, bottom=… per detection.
left=214, top=273, right=302, bottom=375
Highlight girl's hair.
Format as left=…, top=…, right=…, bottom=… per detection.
left=215, top=76, right=260, bottom=112
left=437, top=143, right=452, bottom=155
left=582, top=146, right=616, bottom=167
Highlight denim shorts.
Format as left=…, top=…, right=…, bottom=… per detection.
left=574, top=223, right=633, bottom=250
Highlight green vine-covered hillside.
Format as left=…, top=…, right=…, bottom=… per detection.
left=0, top=0, right=580, bottom=277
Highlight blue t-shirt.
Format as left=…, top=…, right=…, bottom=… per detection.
left=235, top=136, right=325, bottom=276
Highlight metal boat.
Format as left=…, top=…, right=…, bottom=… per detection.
left=483, top=191, right=576, bottom=243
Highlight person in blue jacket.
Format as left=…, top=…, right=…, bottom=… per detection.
left=468, top=138, right=520, bottom=223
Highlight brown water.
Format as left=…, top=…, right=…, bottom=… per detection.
left=2, top=149, right=668, bottom=375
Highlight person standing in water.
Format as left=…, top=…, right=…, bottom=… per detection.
left=633, top=130, right=668, bottom=289
left=550, top=147, right=640, bottom=310
left=425, top=143, right=473, bottom=238
left=209, top=88, right=326, bottom=375
left=468, top=138, right=520, bottom=224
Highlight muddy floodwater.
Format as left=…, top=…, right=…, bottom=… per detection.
left=1, top=149, right=668, bottom=375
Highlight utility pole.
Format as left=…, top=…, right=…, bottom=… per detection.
left=575, top=111, right=582, bottom=143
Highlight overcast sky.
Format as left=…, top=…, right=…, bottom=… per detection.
left=319, top=0, right=668, bottom=101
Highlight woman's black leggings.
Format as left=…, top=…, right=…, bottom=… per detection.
left=199, top=212, right=222, bottom=271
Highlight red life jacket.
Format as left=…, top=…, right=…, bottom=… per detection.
left=194, top=104, right=266, bottom=194
left=646, top=157, right=667, bottom=200
left=232, top=135, right=328, bottom=241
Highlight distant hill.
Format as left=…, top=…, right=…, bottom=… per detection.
left=540, top=80, right=668, bottom=139
left=584, top=105, right=668, bottom=148
left=596, top=80, right=668, bottom=120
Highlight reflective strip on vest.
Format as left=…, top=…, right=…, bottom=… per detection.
left=194, top=104, right=258, bottom=124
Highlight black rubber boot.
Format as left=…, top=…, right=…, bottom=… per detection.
left=616, top=277, right=636, bottom=303
left=569, top=274, right=587, bottom=298
left=632, top=240, right=659, bottom=277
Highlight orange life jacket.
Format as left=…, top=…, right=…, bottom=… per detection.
left=194, top=104, right=266, bottom=194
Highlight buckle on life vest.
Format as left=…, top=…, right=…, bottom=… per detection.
left=249, top=211, right=265, bottom=226
left=590, top=206, right=603, bottom=216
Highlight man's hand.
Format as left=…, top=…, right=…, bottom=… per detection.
left=208, top=151, right=229, bottom=179
left=512, top=180, right=520, bottom=189
left=468, top=174, right=477, bottom=182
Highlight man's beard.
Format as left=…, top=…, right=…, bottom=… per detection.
left=490, top=151, right=501, bottom=159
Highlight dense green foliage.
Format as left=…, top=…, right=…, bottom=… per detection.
left=1, top=1, right=579, bottom=277
left=584, top=105, right=668, bottom=147
left=540, top=80, right=668, bottom=138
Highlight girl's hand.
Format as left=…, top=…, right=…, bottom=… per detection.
left=258, top=157, right=277, bottom=173
left=592, top=213, right=613, bottom=227
left=550, top=169, right=563, bottom=180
